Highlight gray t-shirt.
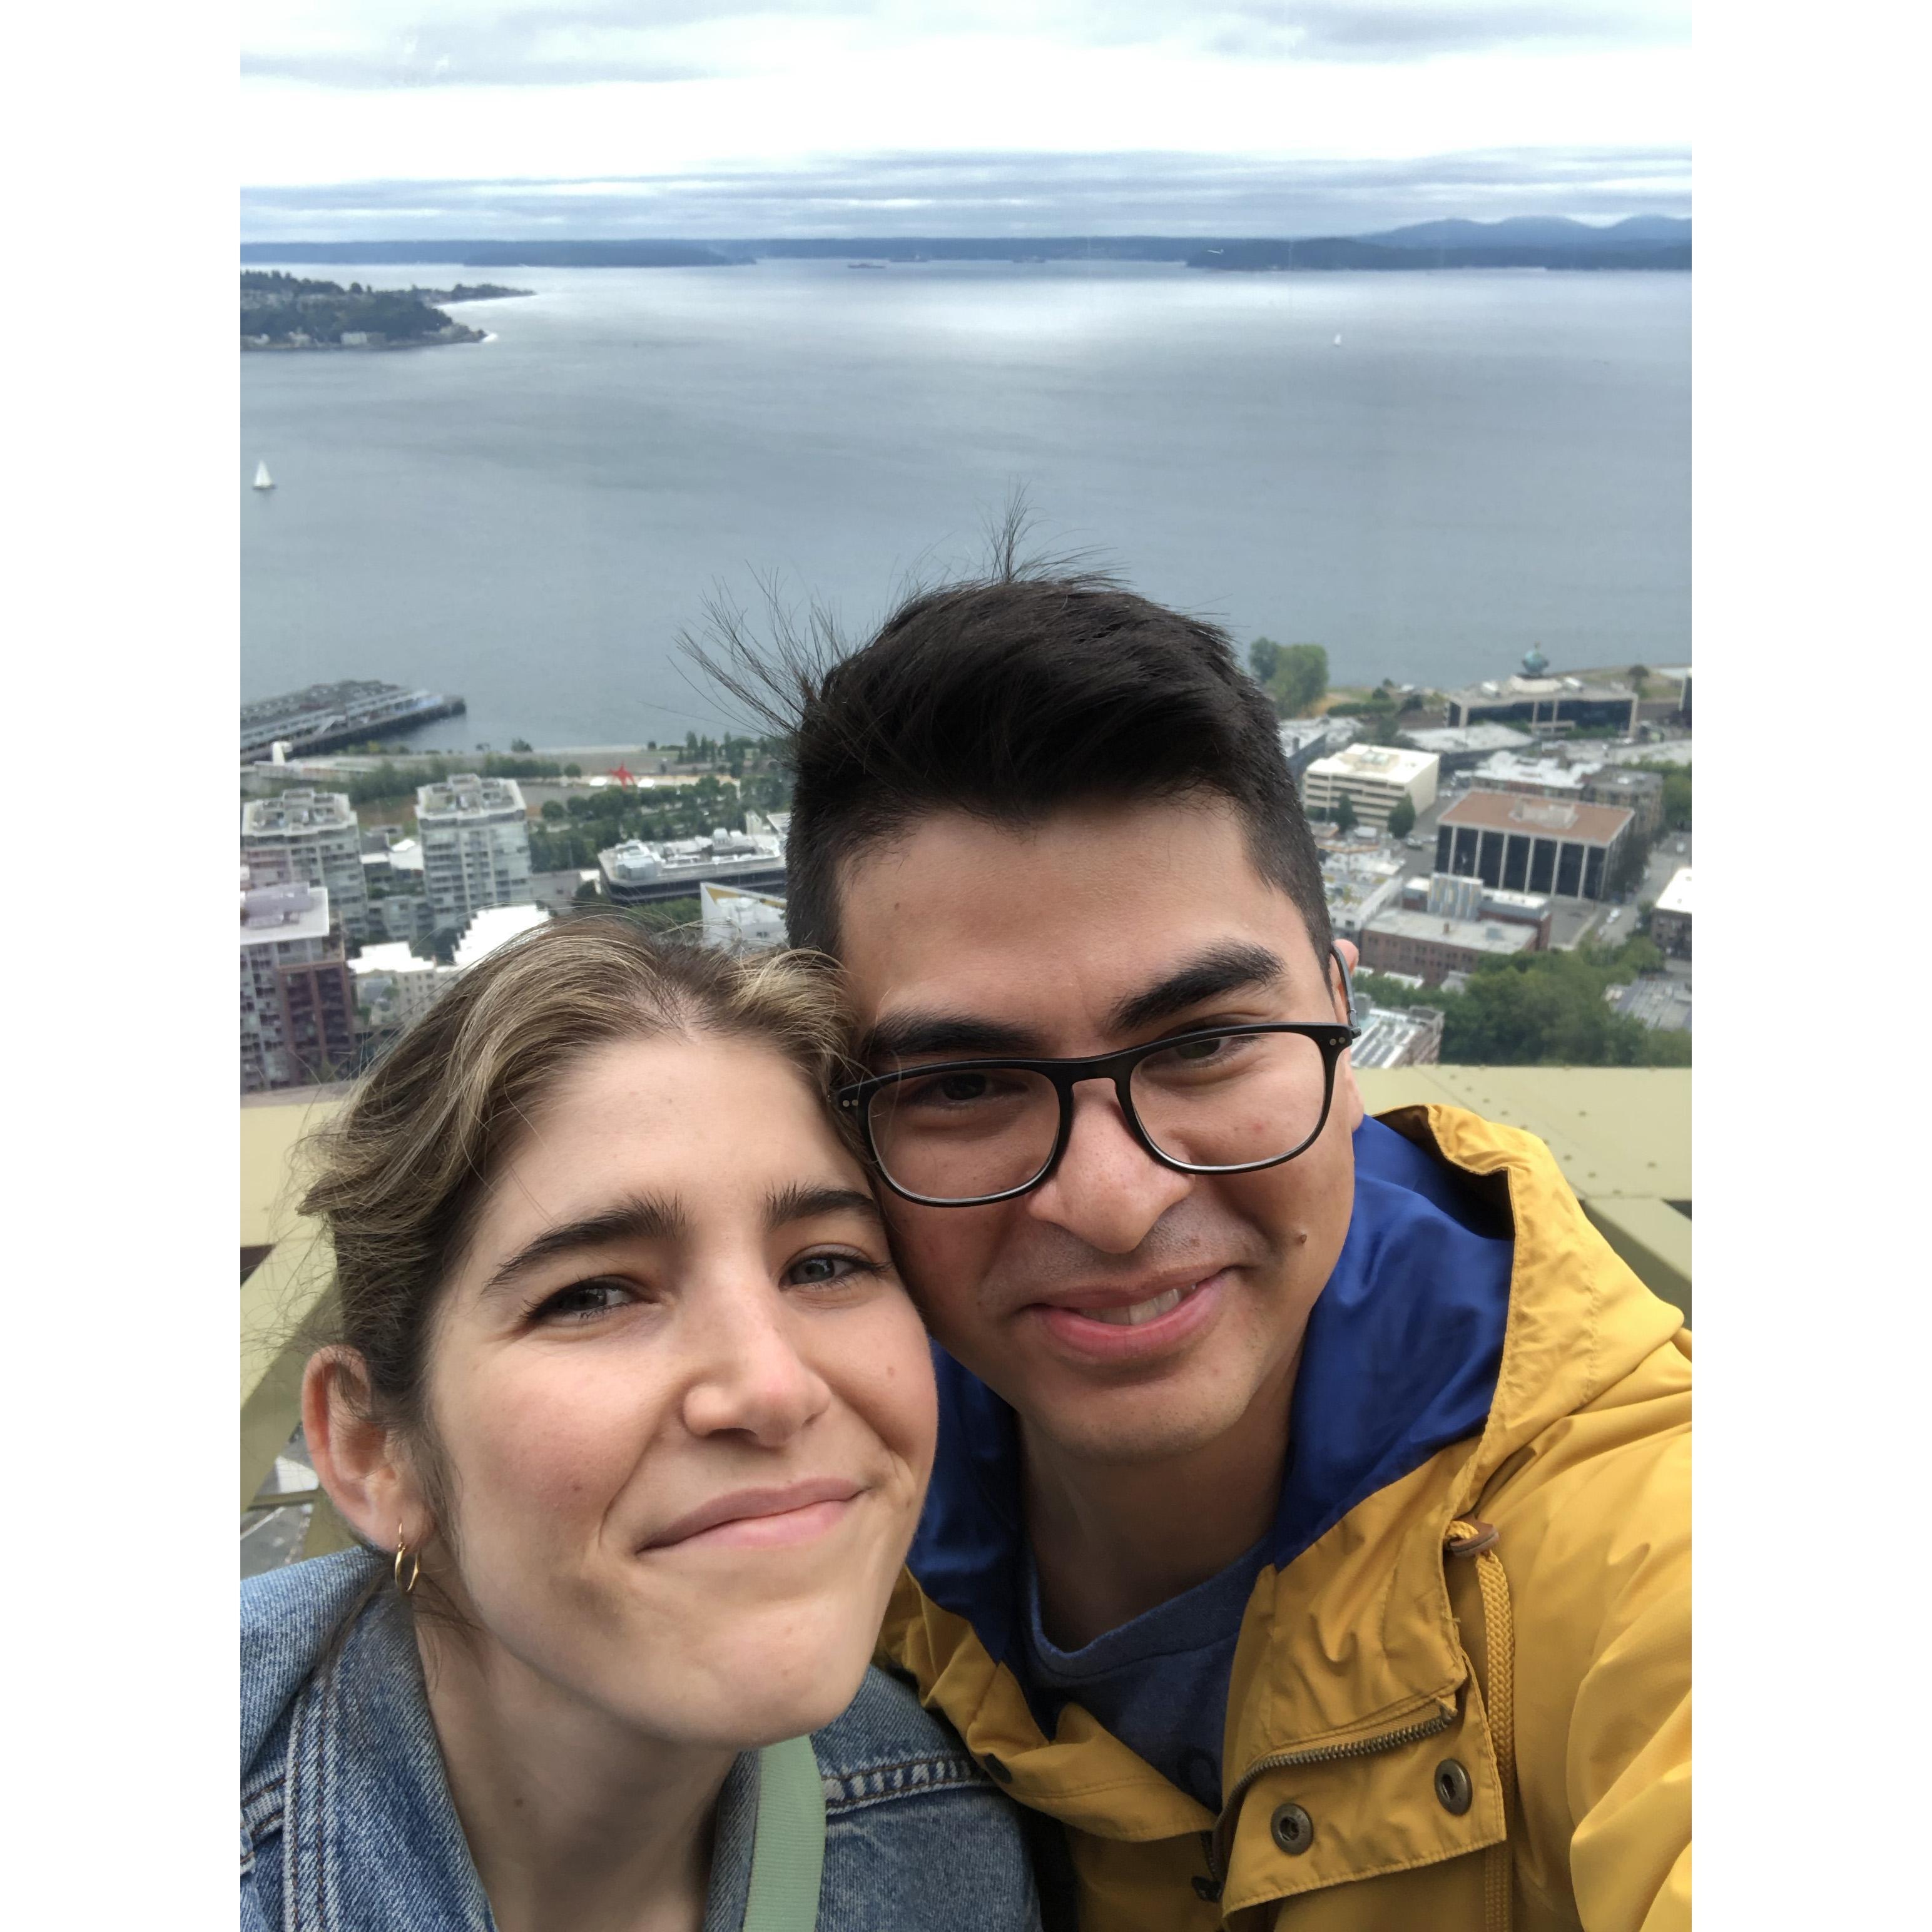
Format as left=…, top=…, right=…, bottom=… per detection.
left=1019, top=1535, right=1270, bottom=1813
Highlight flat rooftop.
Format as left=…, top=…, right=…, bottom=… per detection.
left=1351, top=1007, right=1442, bottom=1070
left=1472, top=752, right=1596, bottom=792
left=242, top=791, right=355, bottom=835
left=1441, top=790, right=1634, bottom=845
left=1450, top=674, right=1637, bottom=705
left=240, top=883, right=332, bottom=947
left=1403, top=724, right=1534, bottom=757
left=1655, top=867, right=1693, bottom=917
left=1364, top=910, right=1538, bottom=957
left=1306, top=743, right=1439, bottom=786
left=417, top=775, right=526, bottom=817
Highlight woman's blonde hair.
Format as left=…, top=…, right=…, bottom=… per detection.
left=300, top=916, right=857, bottom=1495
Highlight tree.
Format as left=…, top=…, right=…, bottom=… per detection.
left=1386, top=795, right=1417, bottom=841
left=1627, top=665, right=1650, bottom=693
left=541, top=799, right=566, bottom=821
left=1608, top=825, right=1655, bottom=898
left=1333, top=793, right=1360, bottom=836
left=1273, top=643, right=1329, bottom=718
left=509, top=737, right=533, bottom=753
left=563, top=763, right=582, bottom=778
left=1248, top=637, right=1281, bottom=685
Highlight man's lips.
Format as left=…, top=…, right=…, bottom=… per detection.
left=640, top=1478, right=865, bottom=1552
left=1022, top=1268, right=1233, bottom=1361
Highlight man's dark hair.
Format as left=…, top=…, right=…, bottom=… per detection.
left=693, top=565, right=1332, bottom=965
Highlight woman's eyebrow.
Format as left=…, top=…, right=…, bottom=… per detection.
left=480, top=1193, right=686, bottom=1299
left=764, top=1183, right=885, bottom=1232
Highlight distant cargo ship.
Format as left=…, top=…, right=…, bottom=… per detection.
left=241, top=679, right=467, bottom=761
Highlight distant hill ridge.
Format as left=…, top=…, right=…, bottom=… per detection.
left=241, top=217, right=1689, bottom=272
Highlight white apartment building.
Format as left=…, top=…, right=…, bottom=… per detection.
left=1302, top=744, right=1440, bottom=832
left=415, top=775, right=534, bottom=933
left=242, top=790, right=372, bottom=941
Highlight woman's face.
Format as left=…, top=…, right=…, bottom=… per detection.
left=415, top=1029, right=936, bottom=1749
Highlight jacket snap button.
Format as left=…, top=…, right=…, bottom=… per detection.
left=1435, top=1759, right=1473, bottom=1816
left=981, top=1752, right=1014, bottom=1785
left=1269, top=1802, right=1314, bottom=1856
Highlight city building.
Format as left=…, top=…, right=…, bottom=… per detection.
left=416, top=775, right=534, bottom=934
left=698, top=881, right=788, bottom=952
left=1435, top=791, right=1635, bottom=903
left=1349, top=1002, right=1445, bottom=1070
left=1302, top=744, right=1439, bottom=833
left=1277, top=717, right=1340, bottom=783
left=452, top=903, right=552, bottom=970
left=240, top=883, right=356, bottom=1093
left=598, top=828, right=786, bottom=906
left=1466, top=750, right=1598, bottom=800
left=1651, top=867, right=1692, bottom=958
left=349, top=942, right=450, bottom=1032
left=1321, top=850, right=1410, bottom=940
left=242, top=790, right=372, bottom=942
left=1358, top=908, right=1539, bottom=986
left=1580, top=767, right=1665, bottom=838
left=1445, top=674, right=1639, bottom=737
left=1400, top=723, right=1535, bottom=774
left=1401, top=873, right=1553, bottom=949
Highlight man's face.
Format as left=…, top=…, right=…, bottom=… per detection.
left=836, top=797, right=1363, bottom=1468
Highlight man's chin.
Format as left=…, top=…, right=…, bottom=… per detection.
left=1019, top=1385, right=1265, bottom=1470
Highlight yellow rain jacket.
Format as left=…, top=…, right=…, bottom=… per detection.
left=880, top=1105, right=1690, bottom=1931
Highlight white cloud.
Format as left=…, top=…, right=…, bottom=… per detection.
left=243, top=41, right=1689, bottom=186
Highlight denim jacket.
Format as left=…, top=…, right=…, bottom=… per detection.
left=242, top=1551, right=1041, bottom=1931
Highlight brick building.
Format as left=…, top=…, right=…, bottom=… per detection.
left=240, top=883, right=357, bottom=1093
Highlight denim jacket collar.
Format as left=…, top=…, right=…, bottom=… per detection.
left=243, top=1553, right=759, bottom=1932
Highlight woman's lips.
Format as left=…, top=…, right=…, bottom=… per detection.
left=641, top=1478, right=864, bottom=1552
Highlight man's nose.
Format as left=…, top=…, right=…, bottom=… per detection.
left=1024, top=1082, right=1192, bottom=1253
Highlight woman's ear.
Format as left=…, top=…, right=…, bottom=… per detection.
left=303, top=1348, right=429, bottom=1553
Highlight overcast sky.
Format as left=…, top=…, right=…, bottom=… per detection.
left=240, top=2, right=1691, bottom=238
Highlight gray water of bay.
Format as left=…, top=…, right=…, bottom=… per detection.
left=240, top=260, right=1689, bottom=748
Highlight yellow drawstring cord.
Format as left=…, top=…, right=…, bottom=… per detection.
left=1447, top=1518, right=1517, bottom=1932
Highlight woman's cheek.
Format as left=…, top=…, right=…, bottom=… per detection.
left=468, top=1358, right=658, bottom=1512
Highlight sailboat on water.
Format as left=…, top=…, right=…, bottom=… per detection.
left=253, top=461, right=275, bottom=492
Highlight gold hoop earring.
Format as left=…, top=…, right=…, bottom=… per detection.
left=394, top=1524, right=420, bottom=1596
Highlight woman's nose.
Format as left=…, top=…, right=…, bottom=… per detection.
left=678, top=1281, right=833, bottom=1446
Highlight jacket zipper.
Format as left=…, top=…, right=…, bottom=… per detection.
left=1204, top=1701, right=1457, bottom=1894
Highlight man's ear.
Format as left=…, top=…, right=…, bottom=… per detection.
left=303, top=1347, right=430, bottom=1554
left=1329, top=943, right=1366, bottom=1132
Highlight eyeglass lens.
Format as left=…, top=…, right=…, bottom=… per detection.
left=865, top=1030, right=1333, bottom=1204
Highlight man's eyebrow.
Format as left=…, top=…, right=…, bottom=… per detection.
left=858, top=943, right=1289, bottom=1067
left=481, top=1193, right=685, bottom=1299
left=1107, top=942, right=1286, bottom=1036
left=858, top=1012, right=1044, bottom=1067
left=764, top=1183, right=885, bottom=1231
